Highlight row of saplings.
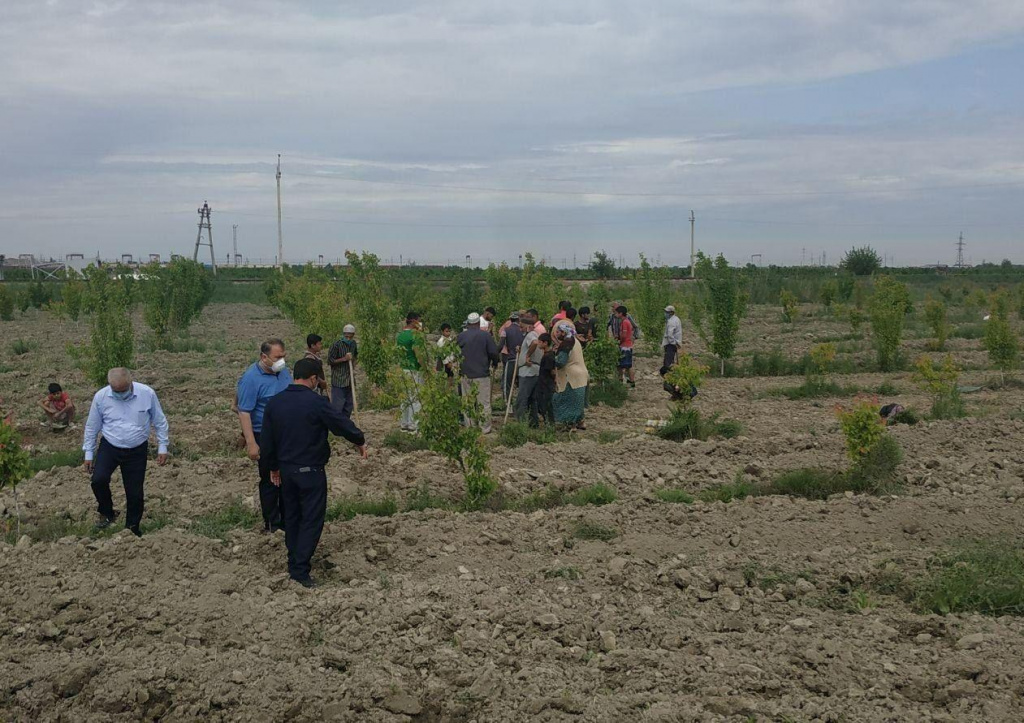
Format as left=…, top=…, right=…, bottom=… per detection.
left=652, top=352, right=904, bottom=502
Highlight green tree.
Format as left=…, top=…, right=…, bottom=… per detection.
left=819, top=280, right=838, bottom=310
left=631, top=254, right=671, bottom=344
left=83, top=267, right=136, bottom=385
left=923, top=297, right=950, bottom=351
left=62, top=273, right=85, bottom=322
left=869, top=275, right=910, bottom=372
left=841, top=246, right=882, bottom=276
left=517, top=253, right=557, bottom=316
left=0, top=286, right=13, bottom=321
left=984, top=291, right=1020, bottom=385
left=780, top=289, right=798, bottom=323
left=590, top=251, right=617, bottom=279
left=28, top=280, right=52, bottom=309
left=0, top=419, right=31, bottom=537
left=141, top=258, right=214, bottom=343
left=483, top=262, right=519, bottom=322
left=342, top=251, right=400, bottom=389
left=690, top=253, right=746, bottom=374
left=443, top=267, right=483, bottom=327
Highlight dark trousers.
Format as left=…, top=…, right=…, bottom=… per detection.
left=330, top=384, right=354, bottom=419
left=663, top=344, right=678, bottom=370
left=91, top=438, right=148, bottom=533
left=254, top=431, right=283, bottom=531
left=515, top=375, right=540, bottom=426
left=280, top=467, right=328, bottom=581
left=535, top=384, right=555, bottom=425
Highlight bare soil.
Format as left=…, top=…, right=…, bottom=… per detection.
left=2, top=303, right=1024, bottom=721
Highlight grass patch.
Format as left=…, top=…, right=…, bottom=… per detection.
left=11, top=339, right=34, bottom=355
left=190, top=500, right=261, bottom=539
left=7, top=509, right=175, bottom=543
left=511, top=486, right=566, bottom=513
left=326, top=496, right=398, bottom=522
left=1010, top=408, right=1024, bottom=421
left=567, top=483, right=617, bottom=506
left=915, top=541, right=1024, bottom=616
left=889, top=408, right=921, bottom=425
left=381, top=429, right=430, bottom=453
left=951, top=323, right=985, bottom=339
left=875, top=380, right=900, bottom=395
left=654, top=488, right=695, bottom=504
left=28, top=449, right=83, bottom=472
left=764, top=380, right=860, bottom=400
left=571, top=521, right=618, bottom=542
left=589, top=381, right=628, bottom=408
left=596, top=430, right=624, bottom=444
left=699, top=479, right=758, bottom=503
left=657, top=407, right=742, bottom=442
left=497, top=421, right=558, bottom=447
left=403, top=482, right=452, bottom=512
left=544, top=566, right=583, bottom=580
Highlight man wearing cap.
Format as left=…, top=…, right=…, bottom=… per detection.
left=260, top=359, right=367, bottom=588
left=458, top=312, right=500, bottom=433
left=499, top=310, right=525, bottom=402
left=662, top=305, right=683, bottom=369
left=328, top=325, right=358, bottom=419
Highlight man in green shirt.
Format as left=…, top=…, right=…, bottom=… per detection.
left=396, top=312, right=425, bottom=432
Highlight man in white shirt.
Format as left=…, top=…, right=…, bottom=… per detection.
left=82, top=367, right=170, bottom=536
left=662, top=305, right=684, bottom=370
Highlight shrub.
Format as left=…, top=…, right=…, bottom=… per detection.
left=663, top=353, right=709, bottom=406
left=10, top=339, right=31, bottom=356
left=846, top=434, right=903, bottom=493
left=841, top=246, right=882, bottom=276
left=62, top=275, right=85, bottom=322
left=836, top=396, right=887, bottom=460
left=699, top=480, right=757, bottom=503
left=342, top=251, right=400, bottom=389
left=0, top=420, right=31, bottom=537
left=584, top=333, right=620, bottom=388
left=0, top=286, right=15, bottom=321
left=497, top=421, right=557, bottom=448
left=780, top=289, right=798, bottom=323
left=819, top=280, right=838, bottom=310
left=690, top=253, right=746, bottom=374
left=912, top=355, right=965, bottom=420
left=807, top=343, right=837, bottom=388
left=915, top=542, right=1024, bottom=616
left=765, top=468, right=845, bottom=500
left=28, top=280, right=52, bottom=309
left=657, top=406, right=741, bottom=442
left=923, top=298, right=950, bottom=351
left=869, top=276, right=910, bottom=372
left=984, top=291, right=1019, bottom=385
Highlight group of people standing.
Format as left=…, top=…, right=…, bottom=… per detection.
left=72, top=298, right=685, bottom=590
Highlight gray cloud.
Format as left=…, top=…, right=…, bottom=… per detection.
left=1, top=1, right=1023, bottom=264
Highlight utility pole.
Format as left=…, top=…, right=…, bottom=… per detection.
left=956, top=232, right=965, bottom=269
left=232, top=224, right=239, bottom=267
left=276, top=154, right=284, bottom=273
left=689, top=210, right=696, bottom=278
left=192, top=201, right=216, bottom=275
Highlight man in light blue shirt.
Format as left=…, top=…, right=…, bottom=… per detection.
left=82, top=367, right=169, bottom=536
left=237, top=338, right=292, bottom=532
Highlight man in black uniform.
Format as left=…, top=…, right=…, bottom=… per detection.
left=260, top=358, right=367, bottom=588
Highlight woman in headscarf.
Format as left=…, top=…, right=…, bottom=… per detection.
left=551, top=322, right=589, bottom=430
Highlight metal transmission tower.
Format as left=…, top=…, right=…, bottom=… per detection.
left=193, top=201, right=217, bottom=275
left=956, top=232, right=965, bottom=269
left=232, top=224, right=240, bottom=266
left=689, top=210, right=696, bottom=278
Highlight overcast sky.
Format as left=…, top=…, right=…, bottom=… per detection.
left=2, top=1, right=1023, bottom=267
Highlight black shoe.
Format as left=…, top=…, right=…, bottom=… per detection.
left=292, top=576, right=316, bottom=589
left=628, top=381, right=636, bottom=388
left=95, top=512, right=119, bottom=530
left=129, top=526, right=142, bottom=538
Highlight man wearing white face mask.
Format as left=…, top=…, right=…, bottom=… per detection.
left=237, top=338, right=293, bottom=532
left=82, top=367, right=169, bottom=536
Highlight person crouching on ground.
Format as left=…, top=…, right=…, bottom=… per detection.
left=41, top=382, right=75, bottom=429
left=260, top=359, right=367, bottom=588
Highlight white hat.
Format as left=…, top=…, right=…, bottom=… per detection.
left=480, top=318, right=490, bottom=330
left=467, top=312, right=481, bottom=325
left=343, top=324, right=356, bottom=334
left=665, top=305, right=676, bottom=313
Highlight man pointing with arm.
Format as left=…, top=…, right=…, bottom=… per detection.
left=82, top=367, right=169, bottom=537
